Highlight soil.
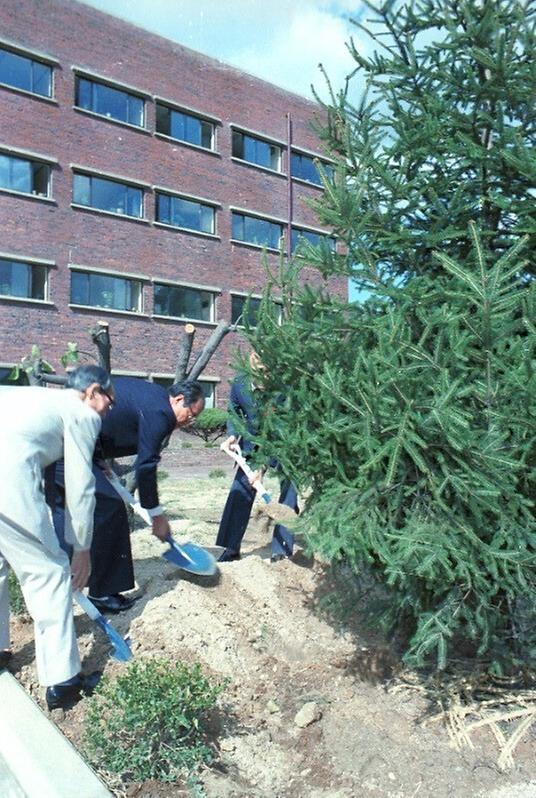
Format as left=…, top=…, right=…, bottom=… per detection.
left=6, top=433, right=536, bottom=798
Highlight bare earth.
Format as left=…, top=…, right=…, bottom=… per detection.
left=7, top=434, right=536, bottom=797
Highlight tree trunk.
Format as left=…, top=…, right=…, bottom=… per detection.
left=91, top=321, right=112, bottom=372
left=188, top=320, right=232, bottom=381
left=174, top=323, right=196, bottom=382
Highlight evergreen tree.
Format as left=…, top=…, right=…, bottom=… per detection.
left=246, top=0, right=536, bottom=670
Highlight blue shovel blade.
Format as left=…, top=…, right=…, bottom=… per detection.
left=95, top=616, right=133, bottom=662
left=162, top=537, right=217, bottom=577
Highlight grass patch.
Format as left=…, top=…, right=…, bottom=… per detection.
left=8, top=570, right=27, bottom=616
left=208, top=469, right=227, bottom=480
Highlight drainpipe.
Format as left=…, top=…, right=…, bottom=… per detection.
left=286, top=112, right=293, bottom=256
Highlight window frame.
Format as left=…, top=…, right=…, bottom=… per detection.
left=230, top=209, right=285, bottom=252
left=71, top=167, right=148, bottom=220
left=291, top=225, right=336, bottom=255
left=74, top=72, right=146, bottom=130
left=154, top=189, right=218, bottom=237
left=290, top=149, right=335, bottom=188
left=0, top=251, right=53, bottom=304
left=68, top=265, right=147, bottom=315
left=0, top=145, right=55, bottom=200
left=0, top=40, right=56, bottom=101
left=154, top=98, right=219, bottom=153
left=152, top=279, right=218, bottom=324
left=230, top=291, right=282, bottom=328
left=231, top=127, right=283, bottom=174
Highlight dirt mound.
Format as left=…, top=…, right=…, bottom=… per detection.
left=7, top=451, right=536, bottom=796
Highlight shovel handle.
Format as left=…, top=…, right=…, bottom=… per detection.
left=105, top=471, right=152, bottom=526
left=220, top=442, right=271, bottom=502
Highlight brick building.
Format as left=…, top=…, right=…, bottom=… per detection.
left=0, top=0, right=346, bottom=405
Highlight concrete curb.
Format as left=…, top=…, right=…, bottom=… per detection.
left=0, top=671, right=112, bottom=798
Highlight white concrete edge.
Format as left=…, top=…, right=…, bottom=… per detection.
left=0, top=671, right=112, bottom=798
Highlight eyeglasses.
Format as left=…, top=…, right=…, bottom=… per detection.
left=99, top=387, right=114, bottom=407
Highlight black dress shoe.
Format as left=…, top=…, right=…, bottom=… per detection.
left=46, top=674, right=84, bottom=710
left=88, top=593, right=136, bottom=613
left=0, top=650, right=12, bottom=669
left=46, top=671, right=102, bottom=710
left=217, top=548, right=241, bottom=563
left=270, top=552, right=293, bottom=562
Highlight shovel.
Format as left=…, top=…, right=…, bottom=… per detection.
left=220, top=442, right=298, bottom=526
left=74, top=590, right=132, bottom=662
left=104, top=471, right=217, bottom=577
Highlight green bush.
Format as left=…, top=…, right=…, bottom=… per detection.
left=8, top=570, right=27, bottom=616
left=208, top=468, right=226, bottom=479
left=187, top=408, right=228, bottom=443
left=84, top=658, right=225, bottom=783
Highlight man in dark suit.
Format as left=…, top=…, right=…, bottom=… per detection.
left=216, top=353, right=298, bottom=563
left=51, top=377, right=205, bottom=612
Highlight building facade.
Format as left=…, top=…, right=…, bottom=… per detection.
left=0, top=0, right=346, bottom=405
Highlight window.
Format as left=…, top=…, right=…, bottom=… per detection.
left=156, top=192, right=215, bottom=235
left=0, top=47, right=52, bottom=97
left=231, top=212, right=283, bottom=250
left=290, top=152, right=334, bottom=186
left=232, top=130, right=281, bottom=171
left=75, top=76, right=144, bottom=127
left=71, top=270, right=142, bottom=312
left=0, top=153, right=49, bottom=196
left=291, top=227, right=336, bottom=253
left=199, top=381, right=215, bottom=409
left=153, top=283, right=215, bottom=322
left=231, top=294, right=261, bottom=326
left=0, top=257, right=47, bottom=300
left=73, top=173, right=143, bottom=218
left=155, top=103, right=214, bottom=150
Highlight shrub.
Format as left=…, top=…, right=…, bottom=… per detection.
left=187, top=408, right=228, bottom=443
left=84, top=658, right=225, bottom=783
left=208, top=468, right=226, bottom=480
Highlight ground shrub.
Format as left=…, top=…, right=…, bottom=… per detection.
left=8, top=569, right=27, bottom=616
left=187, top=408, right=228, bottom=443
left=84, top=657, right=225, bottom=783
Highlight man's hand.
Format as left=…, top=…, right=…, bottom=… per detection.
left=222, top=435, right=240, bottom=455
left=152, top=514, right=172, bottom=542
left=71, top=549, right=91, bottom=591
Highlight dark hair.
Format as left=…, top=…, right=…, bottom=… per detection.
left=66, top=365, right=112, bottom=393
left=168, top=379, right=205, bottom=406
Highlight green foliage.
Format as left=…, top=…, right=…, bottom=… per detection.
left=8, top=570, right=27, bottom=616
left=186, top=408, right=228, bottom=443
left=247, top=1, right=536, bottom=672
left=208, top=468, right=226, bottom=479
left=84, top=658, right=225, bottom=783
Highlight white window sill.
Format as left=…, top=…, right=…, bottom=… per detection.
left=291, top=176, right=325, bottom=190
left=153, top=221, right=220, bottom=240
left=0, top=81, right=57, bottom=104
left=229, top=238, right=282, bottom=254
left=71, top=204, right=150, bottom=223
left=231, top=157, right=286, bottom=178
left=152, top=314, right=217, bottom=327
left=0, top=295, right=54, bottom=305
left=0, top=187, right=55, bottom=203
left=154, top=133, right=220, bottom=157
left=69, top=303, right=149, bottom=318
left=73, top=106, right=150, bottom=134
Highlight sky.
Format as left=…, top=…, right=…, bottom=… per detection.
left=79, top=0, right=367, bottom=104
left=80, top=0, right=369, bottom=300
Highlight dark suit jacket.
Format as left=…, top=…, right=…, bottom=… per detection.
left=98, top=377, right=176, bottom=510
left=227, top=377, right=258, bottom=455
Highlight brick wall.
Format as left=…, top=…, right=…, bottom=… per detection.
left=0, top=0, right=347, bottom=404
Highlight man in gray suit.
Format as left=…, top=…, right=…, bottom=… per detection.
left=0, top=365, right=113, bottom=709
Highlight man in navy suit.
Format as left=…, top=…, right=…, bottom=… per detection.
left=216, top=353, right=298, bottom=563
left=51, top=377, right=205, bottom=612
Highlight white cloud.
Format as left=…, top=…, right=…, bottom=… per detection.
left=80, top=0, right=368, bottom=99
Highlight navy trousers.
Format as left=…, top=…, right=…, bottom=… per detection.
left=216, top=467, right=298, bottom=556
left=49, top=461, right=135, bottom=597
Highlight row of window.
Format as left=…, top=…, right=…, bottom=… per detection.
left=0, top=150, right=335, bottom=251
left=0, top=44, right=334, bottom=187
left=0, top=256, right=271, bottom=326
